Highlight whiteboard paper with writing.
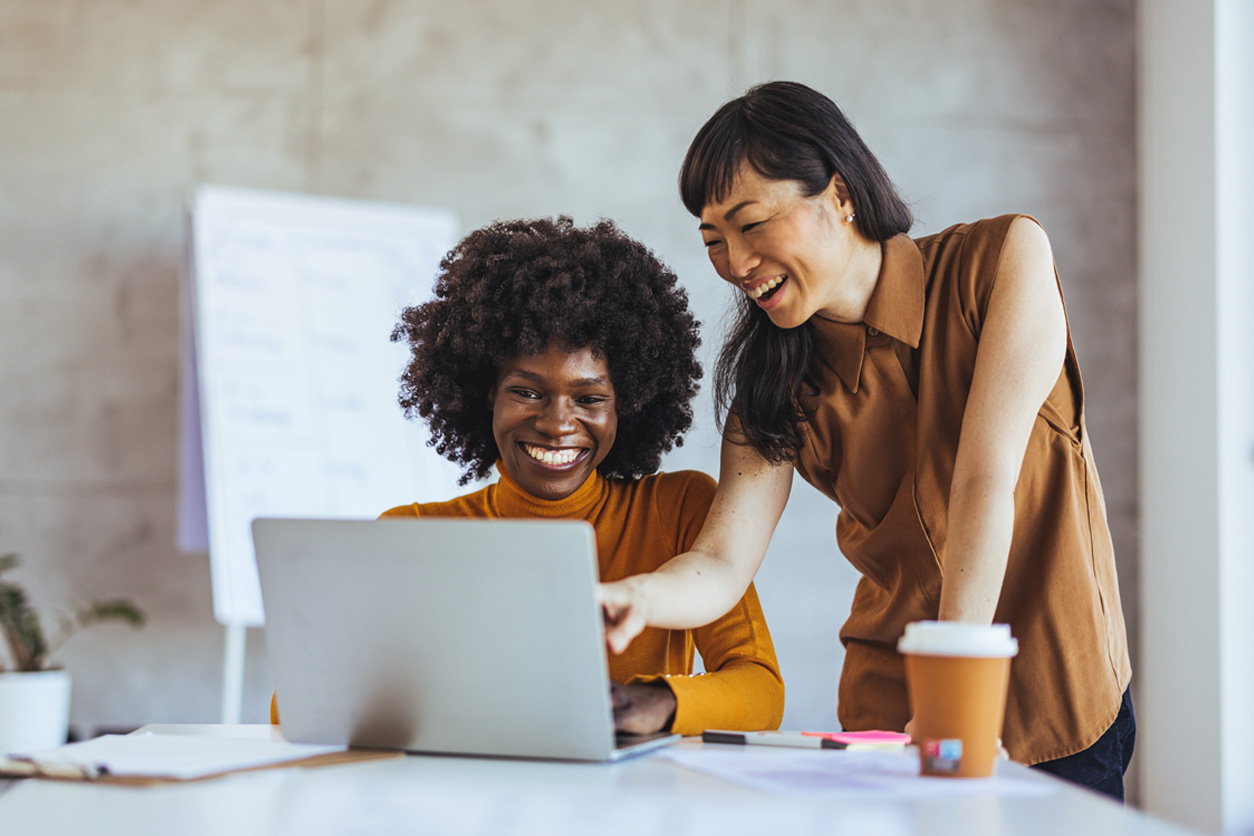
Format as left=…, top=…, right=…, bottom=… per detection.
left=186, top=185, right=465, bottom=626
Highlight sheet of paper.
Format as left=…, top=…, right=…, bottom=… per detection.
left=662, top=746, right=1056, bottom=798
left=8, top=732, right=346, bottom=780
left=180, top=185, right=468, bottom=626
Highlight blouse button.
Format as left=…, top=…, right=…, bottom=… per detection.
left=867, top=327, right=880, bottom=336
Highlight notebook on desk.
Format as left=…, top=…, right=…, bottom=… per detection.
left=252, top=517, right=678, bottom=762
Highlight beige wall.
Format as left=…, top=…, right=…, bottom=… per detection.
left=0, top=0, right=1137, bottom=736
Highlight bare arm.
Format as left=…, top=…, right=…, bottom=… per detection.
left=599, top=419, right=793, bottom=653
left=938, top=217, right=1068, bottom=623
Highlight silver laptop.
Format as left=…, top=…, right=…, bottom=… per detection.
left=252, top=517, right=678, bottom=761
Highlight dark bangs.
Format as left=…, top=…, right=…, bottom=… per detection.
left=679, top=81, right=913, bottom=242
left=679, top=94, right=832, bottom=218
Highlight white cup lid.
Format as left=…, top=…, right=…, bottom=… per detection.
left=897, top=620, right=1019, bottom=658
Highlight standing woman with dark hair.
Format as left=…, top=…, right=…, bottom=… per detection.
left=600, top=81, right=1134, bottom=799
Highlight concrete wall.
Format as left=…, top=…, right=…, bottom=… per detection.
left=0, top=0, right=1138, bottom=747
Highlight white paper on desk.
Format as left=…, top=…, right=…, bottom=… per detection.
left=11, top=732, right=346, bottom=780
left=662, top=747, right=1055, bottom=798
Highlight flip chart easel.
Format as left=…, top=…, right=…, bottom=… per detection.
left=177, top=185, right=466, bottom=721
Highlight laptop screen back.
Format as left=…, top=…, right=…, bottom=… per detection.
left=253, top=517, right=623, bottom=760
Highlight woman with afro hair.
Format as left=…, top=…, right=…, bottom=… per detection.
left=380, top=216, right=784, bottom=736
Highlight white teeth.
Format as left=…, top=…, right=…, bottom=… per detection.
left=524, top=444, right=581, bottom=465
left=747, top=276, right=784, bottom=299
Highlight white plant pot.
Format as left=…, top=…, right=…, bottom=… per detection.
left=0, top=669, right=71, bottom=754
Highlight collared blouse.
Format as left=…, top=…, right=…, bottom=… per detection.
left=793, top=214, right=1131, bottom=764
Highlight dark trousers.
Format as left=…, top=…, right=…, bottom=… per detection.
left=1032, top=687, right=1136, bottom=802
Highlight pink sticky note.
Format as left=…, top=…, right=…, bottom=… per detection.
left=802, top=730, right=912, bottom=746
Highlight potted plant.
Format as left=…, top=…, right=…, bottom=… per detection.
left=0, top=553, right=145, bottom=754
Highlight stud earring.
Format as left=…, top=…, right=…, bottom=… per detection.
left=846, top=211, right=856, bottom=223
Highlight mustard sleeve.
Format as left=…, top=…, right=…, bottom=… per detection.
left=634, top=580, right=784, bottom=736
left=633, top=471, right=784, bottom=736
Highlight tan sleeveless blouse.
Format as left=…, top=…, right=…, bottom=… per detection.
left=793, top=214, right=1131, bottom=764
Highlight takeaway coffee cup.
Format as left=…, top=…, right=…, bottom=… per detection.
left=898, top=620, right=1018, bottom=778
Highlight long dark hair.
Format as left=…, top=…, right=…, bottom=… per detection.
left=679, top=81, right=913, bottom=462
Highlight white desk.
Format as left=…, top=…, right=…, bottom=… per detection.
left=0, top=725, right=1199, bottom=836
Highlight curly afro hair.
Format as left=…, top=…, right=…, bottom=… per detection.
left=392, top=216, right=702, bottom=485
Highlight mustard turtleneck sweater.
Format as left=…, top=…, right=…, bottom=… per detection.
left=276, top=466, right=783, bottom=735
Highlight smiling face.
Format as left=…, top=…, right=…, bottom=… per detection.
left=699, top=162, right=879, bottom=329
left=489, top=344, right=618, bottom=501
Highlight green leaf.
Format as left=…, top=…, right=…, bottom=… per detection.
left=0, top=553, right=145, bottom=671
left=77, top=599, right=147, bottom=630
left=0, top=581, right=49, bottom=672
